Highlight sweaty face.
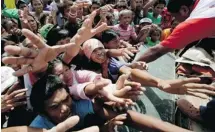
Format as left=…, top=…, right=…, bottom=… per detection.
left=27, top=16, right=37, bottom=32
left=120, top=13, right=132, bottom=26
left=154, top=4, right=165, bottom=15
left=32, top=0, right=43, bottom=13
left=53, top=63, right=73, bottom=86
left=91, top=47, right=107, bottom=64
left=45, top=88, right=72, bottom=124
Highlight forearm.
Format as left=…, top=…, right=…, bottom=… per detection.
left=107, top=49, right=123, bottom=57
left=130, top=69, right=162, bottom=88
left=2, top=126, right=46, bottom=132
left=135, top=45, right=172, bottom=63
left=125, top=110, right=192, bottom=132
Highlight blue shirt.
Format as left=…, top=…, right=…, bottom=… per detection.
left=30, top=99, right=94, bottom=129
left=108, top=57, right=125, bottom=82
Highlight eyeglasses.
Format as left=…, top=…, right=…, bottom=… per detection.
left=118, top=6, right=127, bottom=9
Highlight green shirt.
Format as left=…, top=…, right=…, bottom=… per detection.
left=147, top=12, right=162, bottom=25
left=146, top=37, right=160, bottom=47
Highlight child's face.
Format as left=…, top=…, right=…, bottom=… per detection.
left=135, top=0, right=143, bottom=10
left=151, top=31, right=160, bottom=42
left=32, top=0, right=43, bottom=13
left=91, top=47, right=107, bottom=64
left=154, top=4, right=165, bottom=15
left=53, top=63, right=73, bottom=85
left=119, top=13, right=132, bottom=26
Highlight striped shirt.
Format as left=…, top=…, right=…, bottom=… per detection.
left=113, top=24, right=137, bottom=41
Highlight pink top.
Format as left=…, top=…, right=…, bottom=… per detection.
left=113, top=24, right=137, bottom=41
left=69, top=70, right=112, bottom=100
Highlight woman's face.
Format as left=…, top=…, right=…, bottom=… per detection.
left=91, top=47, right=107, bottom=64
left=32, top=0, right=43, bottom=13
left=53, top=63, right=73, bottom=85
left=27, top=16, right=38, bottom=32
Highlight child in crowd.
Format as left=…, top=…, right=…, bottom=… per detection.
left=144, top=0, right=166, bottom=25
left=112, top=10, right=137, bottom=42
left=146, top=26, right=162, bottom=47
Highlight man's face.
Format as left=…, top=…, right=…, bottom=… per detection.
left=136, top=0, right=143, bottom=10
left=170, top=6, right=191, bottom=22
left=154, top=4, right=165, bottom=15
left=32, top=0, right=43, bottom=13
left=44, top=88, right=72, bottom=124
left=90, top=4, right=100, bottom=12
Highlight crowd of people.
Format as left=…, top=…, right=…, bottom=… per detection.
left=1, top=0, right=215, bottom=131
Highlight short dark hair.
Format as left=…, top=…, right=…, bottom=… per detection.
left=30, top=74, right=69, bottom=114
left=154, top=0, right=166, bottom=7
left=167, top=0, right=194, bottom=13
left=101, top=30, right=119, bottom=44
left=57, top=1, right=73, bottom=17
left=46, top=26, right=69, bottom=46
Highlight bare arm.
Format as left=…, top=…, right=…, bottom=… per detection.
left=134, top=44, right=173, bottom=63
left=143, top=0, right=157, bottom=17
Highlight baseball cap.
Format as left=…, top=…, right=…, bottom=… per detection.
left=139, top=18, right=152, bottom=25
left=39, top=24, right=55, bottom=39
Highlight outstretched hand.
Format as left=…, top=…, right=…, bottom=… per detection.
left=165, top=78, right=215, bottom=99
left=47, top=116, right=99, bottom=132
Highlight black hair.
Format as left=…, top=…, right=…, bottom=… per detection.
left=47, top=59, right=64, bottom=74
left=154, top=0, right=166, bottom=7
left=30, top=74, right=69, bottom=114
left=101, top=30, right=119, bottom=44
left=57, top=1, right=73, bottom=17
left=46, top=26, right=69, bottom=46
left=30, top=0, right=43, bottom=5
left=39, top=14, right=49, bottom=26
left=16, top=0, right=27, bottom=9
left=167, top=0, right=194, bottom=13
left=91, top=0, right=101, bottom=7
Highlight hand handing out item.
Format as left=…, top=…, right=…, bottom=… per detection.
left=2, top=11, right=110, bottom=76
left=1, top=82, right=27, bottom=113
left=130, top=61, right=148, bottom=70
left=165, top=78, right=215, bottom=99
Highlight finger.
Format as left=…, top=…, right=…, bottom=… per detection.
left=13, top=65, right=33, bottom=76
left=100, top=90, right=125, bottom=103
left=124, top=49, right=134, bottom=56
left=93, top=22, right=110, bottom=34
left=53, top=116, right=80, bottom=132
left=4, top=45, right=38, bottom=57
left=180, top=78, right=201, bottom=84
left=184, top=83, right=215, bottom=90
left=7, top=88, right=28, bottom=99
left=6, top=82, right=21, bottom=95
left=78, top=126, right=99, bottom=132
left=127, top=91, right=144, bottom=96
left=187, top=88, right=215, bottom=96
left=113, top=121, right=124, bottom=125
left=11, top=101, right=27, bottom=108
left=125, top=80, right=141, bottom=88
left=95, top=80, right=110, bottom=90
left=115, top=86, right=132, bottom=97
left=186, top=91, right=210, bottom=99
left=3, top=57, right=34, bottom=65
left=88, top=11, right=97, bottom=26
left=22, top=29, right=46, bottom=49
left=122, top=52, right=131, bottom=60
left=7, top=93, right=27, bottom=104
left=116, top=74, right=128, bottom=89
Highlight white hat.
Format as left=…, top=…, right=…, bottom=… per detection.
left=139, top=18, right=152, bottom=24
left=1, top=66, right=18, bottom=93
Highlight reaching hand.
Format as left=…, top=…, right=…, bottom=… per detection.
left=131, top=61, right=148, bottom=70
left=165, top=78, right=215, bottom=99
left=120, top=47, right=139, bottom=60
left=19, top=7, right=33, bottom=31
left=47, top=116, right=99, bottom=132
left=1, top=82, right=27, bottom=113
left=105, top=114, right=127, bottom=132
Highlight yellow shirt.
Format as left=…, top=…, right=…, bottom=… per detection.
left=161, top=28, right=171, bottom=41
left=4, top=0, right=16, bottom=9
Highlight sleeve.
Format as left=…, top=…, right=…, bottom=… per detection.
left=161, top=18, right=215, bottom=49
left=75, top=70, right=101, bottom=83
left=69, top=83, right=92, bottom=100
left=2, top=8, right=19, bottom=19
